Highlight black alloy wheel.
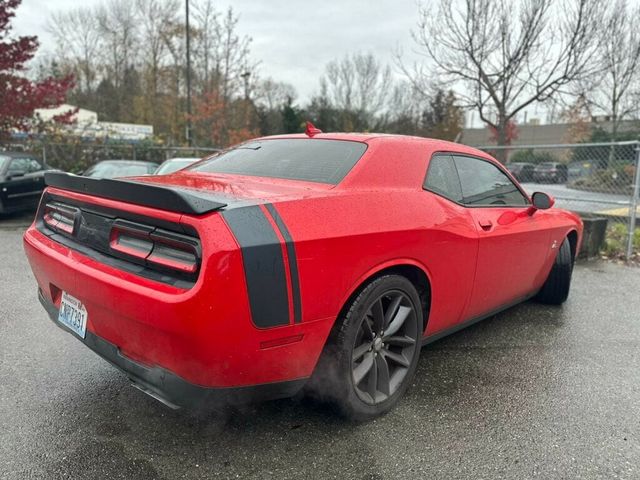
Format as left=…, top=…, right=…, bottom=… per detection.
left=308, top=275, right=423, bottom=421
left=351, top=290, right=419, bottom=405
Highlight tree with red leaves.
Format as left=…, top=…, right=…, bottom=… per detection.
left=0, top=0, right=75, bottom=141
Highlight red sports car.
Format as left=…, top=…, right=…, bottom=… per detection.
left=24, top=131, right=582, bottom=420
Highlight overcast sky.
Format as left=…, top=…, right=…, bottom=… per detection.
left=12, top=0, right=424, bottom=104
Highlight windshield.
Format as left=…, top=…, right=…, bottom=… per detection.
left=85, top=162, right=156, bottom=179
left=155, top=159, right=197, bottom=175
left=190, top=139, right=367, bottom=184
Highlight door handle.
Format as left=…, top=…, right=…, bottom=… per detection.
left=478, top=219, right=493, bottom=230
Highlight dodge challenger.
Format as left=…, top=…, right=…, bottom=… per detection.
left=23, top=128, right=582, bottom=420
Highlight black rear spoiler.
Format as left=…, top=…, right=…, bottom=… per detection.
left=45, top=172, right=227, bottom=215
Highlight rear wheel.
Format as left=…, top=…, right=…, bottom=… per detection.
left=536, top=237, right=574, bottom=305
left=308, top=275, right=423, bottom=421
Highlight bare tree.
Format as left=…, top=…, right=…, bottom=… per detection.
left=191, top=0, right=219, bottom=94
left=48, top=7, right=102, bottom=94
left=579, top=0, right=640, bottom=142
left=321, top=53, right=392, bottom=127
left=191, top=3, right=253, bottom=100
left=95, top=0, right=138, bottom=91
left=256, top=78, right=297, bottom=111
left=135, top=0, right=179, bottom=97
left=407, top=0, right=603, bottom=147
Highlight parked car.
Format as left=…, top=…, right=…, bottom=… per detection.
left=155, top=157, right=200, bottom=175
left=83, top=160, right=158, bottom=179
left=567, top=161, right=595, bottom=183
left=507, top=162, right=535, bottom=182
left=0, top=152, right=52, bottom=215
left=24, top=131, right=583, bottom=420
left=533, top=162, right=568, bottom=183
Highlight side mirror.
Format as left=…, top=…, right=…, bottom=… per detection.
left=8, top=170, right=26, bottom=180
left=531, top=192, right=555, bottom=210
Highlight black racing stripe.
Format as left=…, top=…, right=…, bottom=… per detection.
left=222, top=206, right=290, bottom=328
left=264, top=203, right=302, bottom=323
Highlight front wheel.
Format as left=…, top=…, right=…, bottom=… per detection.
left=536, top=237, right=574, bottom=305
left=308, top=275, right=423, bottom=421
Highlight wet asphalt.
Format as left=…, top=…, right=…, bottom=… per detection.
left=1, top=214, right=639, bottom=479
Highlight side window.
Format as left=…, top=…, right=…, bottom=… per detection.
left=8, top=157, right=43, bottom=174
left=423, top=154, right=463, bottom=203
left=453, top=155, right=528, bottom=206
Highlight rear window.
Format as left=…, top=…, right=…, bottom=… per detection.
left=189, top=139, right=367, bottom=184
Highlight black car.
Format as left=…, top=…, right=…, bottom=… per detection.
left=0, top=152, right=50, bottom=215
left=507, top=162, right=535, bottom=182
left=84, top=160, right=159, bottom=179
left=533, top=162, right=568, bottom=183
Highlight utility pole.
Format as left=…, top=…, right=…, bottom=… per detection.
left=185, top=0, right=193, bottom=146
left=241, top=71, right=251, bottom=101
left=241, top=71, right=251, bottom=130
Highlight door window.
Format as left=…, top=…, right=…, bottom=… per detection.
left=8, top=157, right=43, bottom=175
left=453, top=156, right=528, bottom=206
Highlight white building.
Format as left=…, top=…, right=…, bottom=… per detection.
left=34, top=104, right=153, bottom=141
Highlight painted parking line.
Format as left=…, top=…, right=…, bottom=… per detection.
left=594, top=206, right=640, bottom=217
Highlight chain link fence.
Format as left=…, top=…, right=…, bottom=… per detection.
left=476, top=141, right=640, bottom=261
left=1, top=141, right=221, bottom=174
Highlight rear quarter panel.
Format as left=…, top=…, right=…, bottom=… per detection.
left=273, top=189, right=479, bottom=337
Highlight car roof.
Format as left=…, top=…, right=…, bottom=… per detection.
left=243, top=133, right=498, bottom=191
left=94, top=159, right=158, bottom=165
left=253, top=132, right=454, bottom=144
left=251, top=132, right=491, bottom=156
left=0, top=151, right=37, bottom=158
left=182, top=133, right=505, bottom=191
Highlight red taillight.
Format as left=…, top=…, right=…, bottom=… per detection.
left=43, top=202, right=79, bottom=235
left=109, top=222, right=199, bottom=275
left=147, top=242, right=198, bottom=274
left=109, top=221, right=154, bottom=261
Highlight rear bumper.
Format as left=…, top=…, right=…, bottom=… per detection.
left=38, top=290, right=306, bottom=408
left=24, top=219, right=331, bottom=388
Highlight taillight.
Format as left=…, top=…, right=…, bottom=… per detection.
left=109, top=220, right=154, bottom=262
left=109, top=221, right=200, bottom=276
left=148, top=230, right=199, bottom=274
left=43, top=202, right=79, bottom=235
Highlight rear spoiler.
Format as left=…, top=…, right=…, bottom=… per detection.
left=45, top=172, right=227, bottom=215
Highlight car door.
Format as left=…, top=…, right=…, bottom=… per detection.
left=452, top=155, right=552, bottom=319
left=422, top=154, right=479, bottom=334
left=3, top=157, right=46, bottom=210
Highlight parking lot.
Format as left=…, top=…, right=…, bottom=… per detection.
left=520, top=183, right=633, bottom=215
left=1, top=217, right=639, bottom=480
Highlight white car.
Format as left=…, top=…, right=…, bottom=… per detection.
left=154, top=157, right=200, bottom=175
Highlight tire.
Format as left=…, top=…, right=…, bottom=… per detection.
left=307, top=275, right=423, bottom=421
left=535, top=237, right=574, bottom=305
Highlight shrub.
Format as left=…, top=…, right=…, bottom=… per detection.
left=570, top=166, right=634, bottom=193
left=602, top=223, right=640, bottom=258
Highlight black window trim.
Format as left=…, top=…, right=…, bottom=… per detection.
left=423, top=151, right=532, bottom=209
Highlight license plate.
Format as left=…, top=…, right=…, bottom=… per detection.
left=57, top=291, right=88, bottom=339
